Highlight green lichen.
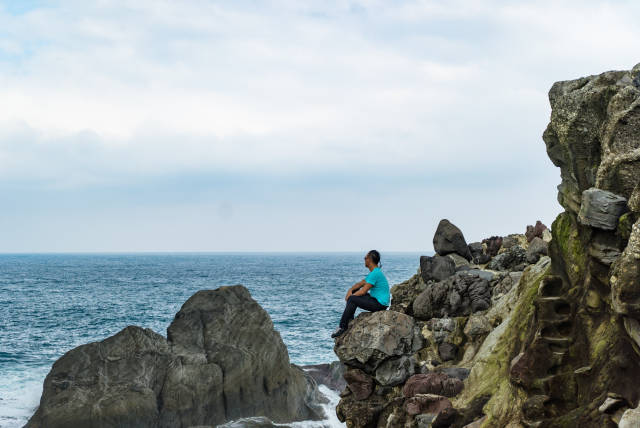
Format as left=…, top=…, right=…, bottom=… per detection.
left=617, top=212, right=637, bottom=243
left=453, top=260, right=551, bottom=426
left=551, top=212, right=587, bottom=286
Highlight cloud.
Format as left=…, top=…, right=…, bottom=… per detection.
left=0, top=0, right=638, bottom=250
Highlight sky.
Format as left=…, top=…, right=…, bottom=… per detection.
left=0, top=0, right=638, bottom=252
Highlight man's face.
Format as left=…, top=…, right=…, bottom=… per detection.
left=364, top=255, right=370, bottom=267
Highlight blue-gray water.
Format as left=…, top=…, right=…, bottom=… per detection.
left=0, top=252, right=420, bottom=427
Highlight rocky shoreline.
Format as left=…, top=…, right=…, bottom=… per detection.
left=25, top=63, right=640, bottom=428
left=331, top=63, right=640, bottom=427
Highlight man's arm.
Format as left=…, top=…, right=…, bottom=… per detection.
left=345, top=279, right=366, bottom=300
left=352, top=282, right=373, bottom=296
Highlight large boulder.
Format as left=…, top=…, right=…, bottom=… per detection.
left=413, top=271, right=491, bottom=320
left=577, top=187, right=628, bottom=230
left=526, top=237, right=549, bottom=264
left=26, top=286, right=321, bottom=428
left=433, top=219, right=472, bottom=260
left=333, top=310, right=423, bottom=373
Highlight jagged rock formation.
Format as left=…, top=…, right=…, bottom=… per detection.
left=333, top=216, right=553, bottom=427
left=26, top=285, right=322, bottom=428
left=334, top=64, right=640, bottom=427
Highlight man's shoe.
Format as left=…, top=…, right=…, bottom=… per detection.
left=331, top=327, right=347, bottom=338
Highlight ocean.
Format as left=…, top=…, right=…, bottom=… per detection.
left=0, top=252, right=422, bottom=428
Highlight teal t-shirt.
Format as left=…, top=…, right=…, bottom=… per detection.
left=365, top=267, right=390, bottom=306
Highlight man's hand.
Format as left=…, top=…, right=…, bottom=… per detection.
left=345, top=290, right=352, bottom=301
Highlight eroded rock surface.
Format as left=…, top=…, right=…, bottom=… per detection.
left=27, top=286, right=321, bottom=428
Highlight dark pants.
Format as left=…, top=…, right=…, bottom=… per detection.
left=339, top=294, right=387, bottom=329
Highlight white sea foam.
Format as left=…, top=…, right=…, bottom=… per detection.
left=287, top=385, right=345, bottom=428
left=0, top=369, right=45, bottom=428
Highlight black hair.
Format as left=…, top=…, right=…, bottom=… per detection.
left=367, top=250, right=381, bottom=267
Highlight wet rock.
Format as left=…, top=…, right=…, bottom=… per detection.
left=526, top=221, right=549, bottom=242
left=402, top=373, right=464, bottom=398
left=413, top=271, right=491, bottom=320
left=526, top=237, right=549, bottom=264
left=404, top=394, right=452, bottom=416
left=334, top=310, right=423, bottom=373
left=420, top=254, right=456, bottom=282
left=433, top=219, right=472, bottom=260
left=374, top=356, right=415, bottom=387
left=343, top=369, right=374, bottom=400
left=486, top=245, right=527, bottom=271
left=26, top=286, right=320, bottom=428
left=578, top=187, right=628, bottom=230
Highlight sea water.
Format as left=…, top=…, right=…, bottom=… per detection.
left=0, top=252, right=421, bottom=427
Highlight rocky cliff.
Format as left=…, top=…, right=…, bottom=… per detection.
left=26, top=285, right=323, bottom=428
left=333, top=63, right=640, bottom=427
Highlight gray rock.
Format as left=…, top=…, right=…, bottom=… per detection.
left=333, top=310, right=423, bottom=373
left=578, top=187, right=628, bottom=230
left=413, top=272, right=491, bottom=320
left=26, top=286, right=320, bottom=428
left=447, top=253, right=471, bottom=269
left=374, top=356, right=416, bottom=386
left=526, top=237, right=549, bottom=264
left=620, top=404, right=640, bottom=428
left=486, top=245, right=527, bottom=271
left=433, top=219, right=472, bottom=260
left=302, top=361, right=346, bottom=392
left=434, top=367, right=470, bottom=381
left=492, top=271, right=522, bottom=298
left=390, top=273, right=427, bottom=315
left=468, top=242, right=491, bottom=265
left=588, top=231, right=623, bottom=265
left=464, top=314, right=491, bottom=338
left=420, top=255, right=456, bottom=282
left=438, top=342, right=458, bottom=362
left=464, top=269, right=495, bottom=282
left=429, top=317, right=457, bottom=344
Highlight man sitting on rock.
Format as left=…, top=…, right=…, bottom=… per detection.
left=332, top=250, right=390, bottom=338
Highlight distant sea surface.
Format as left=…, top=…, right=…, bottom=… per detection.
left=0, top=252, right=421, bottom=427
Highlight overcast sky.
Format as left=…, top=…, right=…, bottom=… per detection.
left=0, top=0, right=638, bottom=252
